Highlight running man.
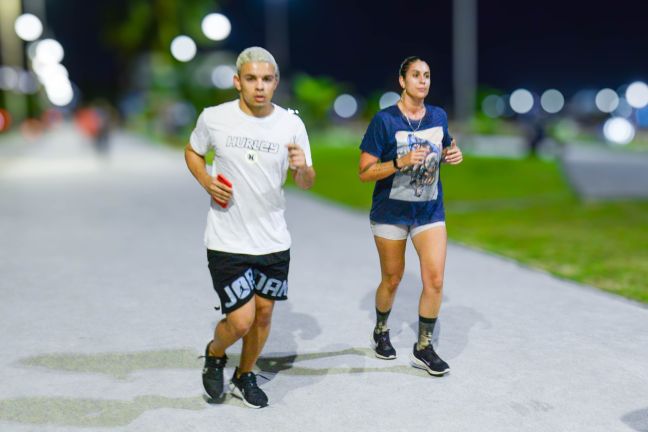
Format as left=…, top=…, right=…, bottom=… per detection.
left=185, top=47, right=315, bottom=408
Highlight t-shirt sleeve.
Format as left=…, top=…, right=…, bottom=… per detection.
left=189, top=111, right=211, bottom=155
left=294, top=117, right=313, bottom=167
left=360, top=114, right=387, bottom=158
left=440, top=108, right=453, bottom=148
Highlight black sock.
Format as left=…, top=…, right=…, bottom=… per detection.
left=417, top=316, right=437, bottom=350
left=374, top=308, right=391, bottom=334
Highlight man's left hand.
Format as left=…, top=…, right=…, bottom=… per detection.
left=287, top=143, right=307, bottom=170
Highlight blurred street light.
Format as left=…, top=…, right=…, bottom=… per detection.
left=333, top=94, right=358, bottom=118
left=379, top=91, right=399, bottom=109
left=625, top=81, right=648, bottom=109
left=45, top=76, right=73, bottom=106
left=34, top=63, right=68, bottom=86
left=170, top=35, right=197, bottom=62
left=14, top=13, right=42, bottom=41
left=35, top=39, right=64, bottom=64
left=211, top=65, right=236, bottom=89
left=510, top=89, right=534, bottom=114
left=595, top=88, right=619, bottom=113
left=201, top=13, right=231, bottom=41
left=482, top=94, right=505, bottom=118
left=603, top=117, right=635, bottom=145
left=540, top=89, right=564, bottom=114
left=0, top=66, right=19, bottom=90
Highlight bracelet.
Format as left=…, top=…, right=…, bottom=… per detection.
left=392, top=157, right=400, bottom=170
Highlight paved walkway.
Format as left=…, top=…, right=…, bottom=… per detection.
left=561, top=143, right=648, bottom=200
left=461, top=133, right=648, bottom=200
left=1, top=126, right=648, bottom=432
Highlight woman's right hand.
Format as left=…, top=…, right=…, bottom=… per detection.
left=398, top=147, right=427, bottom=168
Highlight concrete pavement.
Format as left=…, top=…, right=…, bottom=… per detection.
left=1, top=126, right=648, bottom=431
left=460, top=133, right=648, bottom=200
left=560, top=144, right=648, bottom=200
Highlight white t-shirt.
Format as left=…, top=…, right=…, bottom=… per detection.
left=190, top=100, right=313, bottom=255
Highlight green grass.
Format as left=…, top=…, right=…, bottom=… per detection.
left=300, top=130, right=648, bottom=303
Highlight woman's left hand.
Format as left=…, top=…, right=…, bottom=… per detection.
left=443, top=139, right=463, bottom=165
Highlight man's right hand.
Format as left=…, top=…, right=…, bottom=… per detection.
left=204, top=175, right=233, bottom=205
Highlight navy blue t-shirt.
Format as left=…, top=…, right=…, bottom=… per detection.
left=360, top=104, right=453, bottom=225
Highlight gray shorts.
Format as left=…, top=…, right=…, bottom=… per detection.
left=370, top=221, right=446, bottom=240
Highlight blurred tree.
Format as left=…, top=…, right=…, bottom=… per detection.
left=470, top=86, right=506, bottom=135
left=98, top=0, right=239, bottom=145
left=292, top=74, right=342, bottom=129
left=102, top=0, right=212, bottom=60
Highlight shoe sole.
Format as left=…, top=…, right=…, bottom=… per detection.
left=409, top=352, right=450, bottom=376
left=370, top=337, right=397, bottom=360
left=202, top=383, right=225, bottom=402
left=203, top=340, right=227, bottom=401
left=229, top=382, right=268, bottom=409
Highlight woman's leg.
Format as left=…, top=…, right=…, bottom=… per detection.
left=370, top=235, right=407, bottom=359
left=411, top=225, right=447, bottom=321
left=374, top=236, right=407, bottom=319
left=409, top=224, right=450, bottom=375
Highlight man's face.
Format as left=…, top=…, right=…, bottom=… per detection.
left=234, top=62, right=278, bottom=110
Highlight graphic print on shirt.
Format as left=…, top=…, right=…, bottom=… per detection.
left=389, top=127, right=444, bottom=201
left=245, top=150, right=258, bottom=164
left=226, top=135, right=280, bottom=153
left=226, top=135, right=283, bottom=165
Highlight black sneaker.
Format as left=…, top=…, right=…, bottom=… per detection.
left=371, top=329, right=397, bottom=360
left=229, top=367, right=269, bottom=409
left=410, top=343, right=450, bottom=376
left=202, top=341, right=227, bottom=400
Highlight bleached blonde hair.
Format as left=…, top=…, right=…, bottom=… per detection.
left=236, top=47, right=279, bottom=78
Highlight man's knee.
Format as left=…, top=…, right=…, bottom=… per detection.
left=226, top=313, right=255, bottom=338
left=254, top=302, right=274, bottom=327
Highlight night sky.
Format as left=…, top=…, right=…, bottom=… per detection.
left=46, top=0, right=648, bottom=104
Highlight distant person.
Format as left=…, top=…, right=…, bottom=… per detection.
left=74, top=102, right=112, bottom=155
left=358, top=56, right=463, bottom=376
left=185, top=47, right=315, bottom=408
left=525, top=113, right=547, bottom=157
left=93, top=105, right=111, bottom=154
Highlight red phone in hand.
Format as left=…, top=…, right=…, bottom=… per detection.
left=214, top=174, right=232, bottom=208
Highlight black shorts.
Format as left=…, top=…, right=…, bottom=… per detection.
left=207, top=249, right=290, bottom=314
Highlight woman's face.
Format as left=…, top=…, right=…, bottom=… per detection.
left=399, top=60, right=430, bottom=100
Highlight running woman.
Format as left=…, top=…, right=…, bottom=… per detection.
left=185, top=47, right=315, bottom=407
left=358, top=56, right=463, bottom=376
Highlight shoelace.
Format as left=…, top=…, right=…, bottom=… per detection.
left=420, top=344, right=440, bottom=360
left=199, top=355, right=227, bottom=369
left=239, top=373, right=262, bottom=392
left=377, top=331, right=391, bottom=346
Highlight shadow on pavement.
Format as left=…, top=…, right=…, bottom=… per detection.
left=7, top=340, right=438, bottom=427
left=622, top=407, right=648, bottom=432
left=360, top=271, right=489, bottom=360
